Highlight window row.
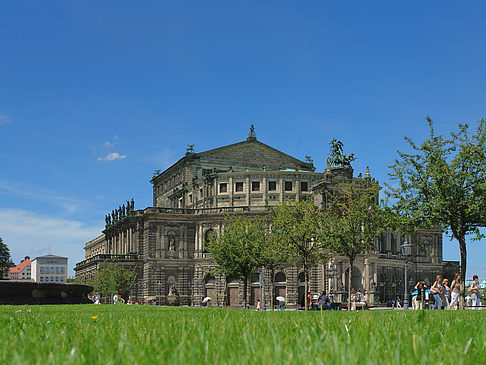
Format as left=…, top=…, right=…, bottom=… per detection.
left=219, top=181, right=308, bottom=193
left=39, top=276, right=65, bottom=282
left=39, top=266, right=65, bottom=274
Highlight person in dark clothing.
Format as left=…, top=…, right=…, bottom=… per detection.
left=318, top=291, right=331, bottom=310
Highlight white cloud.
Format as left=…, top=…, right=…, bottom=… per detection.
left=0, top=180, right=87, bottom=214
left=97, top=152, right=127, bottom=161
left=0, top=114, right=11, bottom=125
left=0, top=209, right=102, bottom=276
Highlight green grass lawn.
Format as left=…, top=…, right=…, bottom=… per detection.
left=1, top=305, right=485, bottom=364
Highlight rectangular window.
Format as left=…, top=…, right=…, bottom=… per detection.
left=268, top=181, right=277, bottom=191
left=219, top=183, right=227, bottom=193
left=285, top=181, right=293, bottom=191
left=235, top=182, right=244, bottom=192
left=56, top=267, right=59, bottom=274
left=61, top=267, right=65, bottom=274
left=51, top=267, right=54, bottom=273
left=50, top=276, right=54, bottom=282
left=55, top=276, right=59, bottom=282
left=46, top=267, right=49, bottom=274
left=60, top=277, right=64, bottom=282
left=301, top=182, right=308, bottom=192
left=251, top=181, right=260, bottom=191
left=40, top=267, right=44, bottom=274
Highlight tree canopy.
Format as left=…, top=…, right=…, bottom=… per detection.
left=322, top=181, right=387, bottom=310
left=207, top=214, right=266, bottom=308
left=89, top=263, right=137, bottom=300
left=0, top=237, right=13, bottom=279
left=270, top=198, right=328, bottom=310
left=387, top=117, right=486, bottom=306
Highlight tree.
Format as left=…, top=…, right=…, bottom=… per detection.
left=387, top=117, right=486, bottom=308
left=322, top=181, right=386, bottom=310
left=259, top=216, right=290, bottom=310
left=0, top=237, right=13, bottom=279
left=207, top=215, right=265, bottom=308
left=270, top=198, right=327, bottom=311
left=89, top=263, right=137, bottom=301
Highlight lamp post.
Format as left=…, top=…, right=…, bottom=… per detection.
left=157, top=280, right=162, bottom=306
left=401, top=240, right=411, bottom=310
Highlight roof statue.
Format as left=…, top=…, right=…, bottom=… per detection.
left=326, top=138, right=356, bottom=167
left=305, top=155, right=313, bottom=163
left=186, top=144, right=195, bottom=153
left=248, top=124, right=256, bottom=140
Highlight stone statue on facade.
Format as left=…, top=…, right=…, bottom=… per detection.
left=130, top=198, right=134, bottom=211
left=248, top=124, right=256, bottom=139
left=326, top=138, right=356, bottom=167
left=122, top=204, right=126, bottom=216
left=186, top=144, right=195, bottom=153
left=168, top=236, right=176, bottom=251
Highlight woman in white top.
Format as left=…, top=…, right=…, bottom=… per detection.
left=448, top=273, right=461, bottom=310
left=469, top=275, right=481, bottom=309
left=441, top=278, right=450, bottom=309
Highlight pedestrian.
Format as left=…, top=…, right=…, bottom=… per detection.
left=469, top=275, right=481, bottom=309
left=448, top=273, right=461, bottom=310
left=430, top=275, right=443, bottom=310
left=256, top=299, right=261, bottom=311
left=395, top=296, right=402, bottom=308
left=113, top=291, right=119, bottom=304
left=318, top=291, right=330, bottom=310
left=442, top=278, right=450, bottom=309
left=307, top=292, right=311, bottom=309
left=414, top=281, right=427, bottom=310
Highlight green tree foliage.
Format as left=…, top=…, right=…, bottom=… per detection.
left=387, top=117, right=486, bottom=306
left=0, top=237, right=13, bottom=279
left=258, top=217, right=289, bottom=310
left=89, top=263, right=137, bottom=301
left=270, top=199, right=327, bottom=310
left=322, top=181, right=387, bottom=310
left=207, top=215, right=265, bottom=308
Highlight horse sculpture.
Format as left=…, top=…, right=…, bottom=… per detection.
left=326, top=138, right=356, bottom=167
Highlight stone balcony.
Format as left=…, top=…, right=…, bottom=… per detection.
left=74, top=253, right=139, bottom=271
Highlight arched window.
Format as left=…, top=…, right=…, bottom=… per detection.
left=251, top=273, right=260, bottom=283
left=205, top=275, right=215, bottom=285
left=298, top=272, right=305, bottom=284
left=275, top=272, right=286, bottom=283
left=203, top=229, right=215, bottom=253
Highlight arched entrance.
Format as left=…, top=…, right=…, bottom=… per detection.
left=344, top=266, right=363, bottom=292
left=204, top=275, right=216, bottom=301
left=274, top=272, right=287, bottom=305
left=250, top=273, right=260, bottom=307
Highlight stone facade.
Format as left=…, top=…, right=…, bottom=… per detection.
left=75, top=130, right=459, bottom=307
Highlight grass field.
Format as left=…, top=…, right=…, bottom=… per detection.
left=1, top=305, right=485, bottom=364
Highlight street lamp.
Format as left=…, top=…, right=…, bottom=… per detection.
left=401, top=240, right=411, bottom=310
left=158, top=280, right=162, bottom=306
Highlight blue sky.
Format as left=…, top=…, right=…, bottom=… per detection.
left=1, top=1, right=485, bottom=277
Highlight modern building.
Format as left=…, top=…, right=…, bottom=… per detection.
left=75, top=127, right=459, bottom=307
left=8, top=256, right=31, bottom=280
left=31, top=255, right=68, bottom=283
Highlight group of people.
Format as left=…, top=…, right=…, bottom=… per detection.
left=413, top=274, right=482, bottom=310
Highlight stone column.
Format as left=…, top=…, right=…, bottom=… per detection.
left=246, top=174, right=250, bottom=206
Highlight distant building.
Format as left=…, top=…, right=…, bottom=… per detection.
left=8, top=256, right=31, bottom=280
left=31, top=255, right=68, bottom=283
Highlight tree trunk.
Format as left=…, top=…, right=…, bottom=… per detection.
left=243, top=277, right=248, bottom=309
left=459, top=237, right=467, bottom=310
left=270, top=268, right=275, bottom=311
left=304, top=262, right=309, bottom=311
left=348, top=258, right=353, bottom=311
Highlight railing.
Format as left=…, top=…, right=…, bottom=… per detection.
left=75, top=253, right=139, bottom=270
left=144, top=206, right=268, bottom=215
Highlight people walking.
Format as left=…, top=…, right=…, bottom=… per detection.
left=414, top=281, right=427, bottom=310
left=113, top=291, right=119, bottom=304
left=448, top=273, right=461, bottom=310
left=442, top=278, right=450, bottom=309
left=469, top=275, right=481, bottom=309
left=430, top=275, right=443, bottom=310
